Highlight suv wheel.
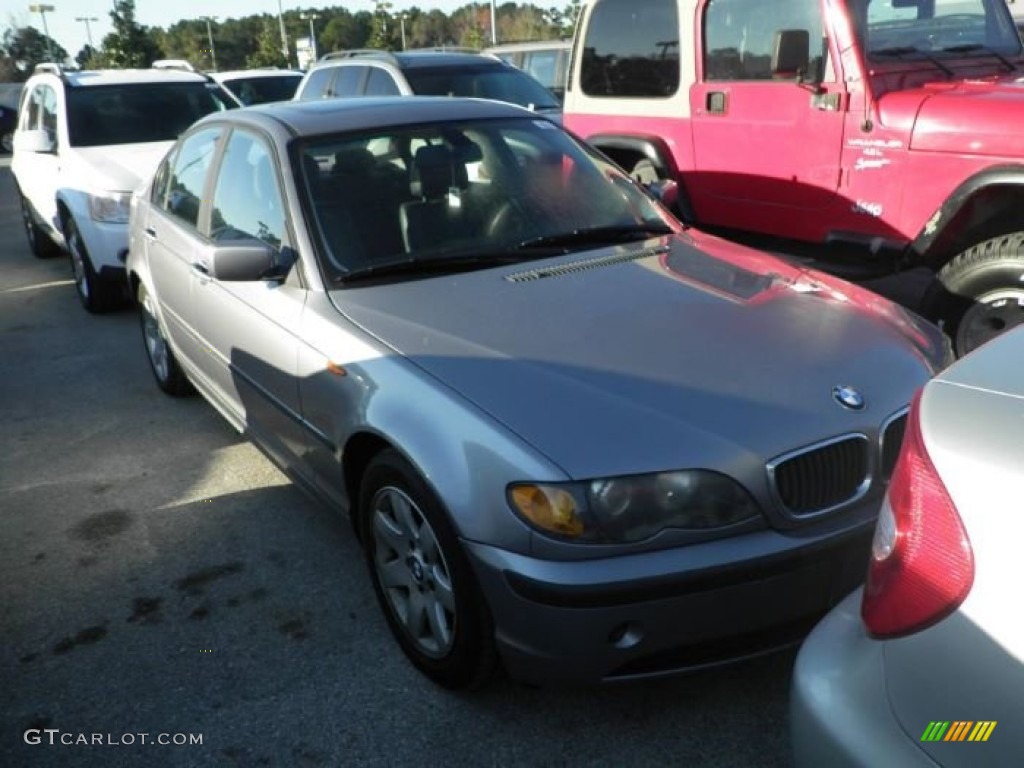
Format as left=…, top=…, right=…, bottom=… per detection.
left=923, top=232, right=1024, bottom=356
left=19, top=190, right=61, bottom=258
left=64, top=215, right=122, bottom=313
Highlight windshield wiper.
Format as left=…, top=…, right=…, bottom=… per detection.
left=871, top=46, right=954, bottom=76
left=940, top=44, right=1016, bottom=72
left=510, top=224, right=675, bottom=252
left=336, top=253, right=542, bottom=284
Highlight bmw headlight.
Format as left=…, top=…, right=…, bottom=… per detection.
left=88, top=191, right=132, bottom=223
left=509, top=470, right=760, bottom=544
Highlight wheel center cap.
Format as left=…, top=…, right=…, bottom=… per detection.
left=407, top=555, right=425, bottom=583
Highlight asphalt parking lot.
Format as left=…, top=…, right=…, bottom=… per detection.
left=0, top=158, right=805, bottom=767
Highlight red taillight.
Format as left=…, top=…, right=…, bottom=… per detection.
left=861, top=390, right=974, bottom=638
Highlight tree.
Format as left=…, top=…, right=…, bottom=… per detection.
left=100, top=0, right=164, bottom=68
left=246, top=19, right=288, bottom=69
left=75, top=44, right=97, bottom=69
left=320, top=11, right=372, bottom=54
left=1, top=25, right=69, bottom=77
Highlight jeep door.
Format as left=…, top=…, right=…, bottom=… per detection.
left=690, top=0, right=847, bottom=239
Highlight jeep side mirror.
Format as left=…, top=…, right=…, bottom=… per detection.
left=14, top=128, right=55, bottom=154
left=771, top=29, right=810, bottom=80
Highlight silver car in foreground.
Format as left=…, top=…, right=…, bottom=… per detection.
left=126, top=96, right=948, bottom=689
left=791, top=326, right=1024, bottom=765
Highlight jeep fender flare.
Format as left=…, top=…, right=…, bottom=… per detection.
left=911, top=163, right=1024, bottom=268
left=584, top=133, right=696, bottom=223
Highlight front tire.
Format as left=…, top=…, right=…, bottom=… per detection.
left=138, top=283, right=193, bottom=397
left=923, top=232, right=1024, bottom=356
left=360, top=450, right=496, bottom=690
left=65, top=215, right=123, bottom=313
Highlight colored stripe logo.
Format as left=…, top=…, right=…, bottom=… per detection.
left=921, top=721, right=997, bottom=742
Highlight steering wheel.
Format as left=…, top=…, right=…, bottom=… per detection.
left=484, top=201, right=528, bottom=241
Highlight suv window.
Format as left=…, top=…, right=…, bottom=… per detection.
left=579, top=0, right=680, bottom=97
left=67, top=83, right=233, bottom=147
left=21, top=85, right=46, bottom=130
left=334, top=66, right=365, bottom=96
left=704, top=0, right=824, bottom=81
left=404, top=65, right=560, bottom=110
left=40, top=86, right=59, bottom=141
left=163, top=127, right=222, bottom=229
left=210, top=130, right=286, bottom=249
left=299, top=67, right=335, bottom=99
left=366, top=68, right=401, bottom=96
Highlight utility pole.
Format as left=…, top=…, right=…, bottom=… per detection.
left=399, top=13, right=407, bottom=51
left=28, top=4, right=56, bottom=61
left=277, top=0, right=289, bottom=65
left=300, top=11, right=319, bottom=61
left=75, top=15, right=98, bottom=49
left=490, top=0, right=497, bottom=45
left=200, top=15, right=218, bottom=71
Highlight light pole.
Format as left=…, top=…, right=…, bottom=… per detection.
left=490, top=0, right=497, bottom=45
left=28, top=4, right=56, bottom=61
left=399, top=13, right=408, bottom=51
left=75, top=15, right=97, bottom=49
left=200, top=15, right=218, bottom=71
left=300, top=11, right=319, bottom=61
left=276, top=0, right=289, bottom=64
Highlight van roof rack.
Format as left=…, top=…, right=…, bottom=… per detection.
left=319, top=49, right=397, bottom=62
left=152, top=59, right=197, bottom=72
left=33, top=62, right=64, bottom=76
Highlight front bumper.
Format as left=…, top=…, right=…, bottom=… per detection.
left=790, top=590, right=937, bottom=767
left=67, top=210, right=129, bottom=273
left=464, top=522, right=874, bottom=686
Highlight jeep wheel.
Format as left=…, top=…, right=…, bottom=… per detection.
left=923, top=232, right=1024, bottom=356
left=19, top=190, right=61, bottom=258
left=65, top=216, right=122, bottom=314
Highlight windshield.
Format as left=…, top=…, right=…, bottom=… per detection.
left=221, top=74, right=302, bottom=105
left=855, top=0, right=1022, bottom=60
left=297, top=116, right=676, bottom=281
left=67, top=83, right=236, bottom=147
left=403, top=65, right=561, bottom=111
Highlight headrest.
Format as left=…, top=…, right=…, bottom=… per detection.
left=333, top=147, right=376, bottom=177
left=410, top=144, right=453, bottom=200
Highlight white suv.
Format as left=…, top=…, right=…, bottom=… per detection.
left=12, top=63, right=239, bottom=312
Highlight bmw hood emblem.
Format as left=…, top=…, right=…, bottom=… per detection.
left=832, top=385, right=865, bottom=411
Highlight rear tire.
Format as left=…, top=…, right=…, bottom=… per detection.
left=138, top=283, right=193, bottom=397
left=923, top=232, right=1024, bottom=357
left=19, top=190, right=61, bottom=258
left=360, top=449, right=496, bottom=690
left=65, top=215, right=123, bottom=314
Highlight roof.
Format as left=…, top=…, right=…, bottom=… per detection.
left=212, top=69, right=304, bottom=81
left=204, top=95, right=534, bottom=137
left=38, top=68, right=212, bottom=87
left=314, top=50, right=503, bottom=71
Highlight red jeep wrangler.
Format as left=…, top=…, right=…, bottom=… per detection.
left=564, top=0, right=1024, bottom=355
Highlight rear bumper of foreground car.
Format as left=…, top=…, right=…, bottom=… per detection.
left=790, top=590, right=938, bottom=767
left=463, top=521, right=874, bottom=686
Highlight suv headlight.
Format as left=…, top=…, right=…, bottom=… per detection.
left=88, top=191, right=132, bottom=223
left=509, top=470, right=760, bottom=544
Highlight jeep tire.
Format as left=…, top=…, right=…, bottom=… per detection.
left=924, top=232, right=1024, bottom=356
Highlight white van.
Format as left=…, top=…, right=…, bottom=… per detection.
left=484, top=40, right=571, bottom=102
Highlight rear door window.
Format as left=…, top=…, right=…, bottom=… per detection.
left=365, top=68, right=401, bottom=96
left=299, top=67, right=335, bottom=99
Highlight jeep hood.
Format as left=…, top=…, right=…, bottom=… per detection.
left=895, top=76, right=1024, bottom=156
left=332, top=235, right=945, bottom=480
left=68, top=142, right=173, bottom=193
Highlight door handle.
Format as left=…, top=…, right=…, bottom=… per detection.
left=191, top=261, right=210, bottom=276
left=706, top=91, right=727, bottom=114
left=144, top=227, right=157, bottom=239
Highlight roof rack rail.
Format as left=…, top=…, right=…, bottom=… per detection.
left=319, top=49, right=396, bottom=62
left=152, top=58, right=197, bottom=72
left=33, top=62, right=64, bottom=76
left=405, top=46, right=481, bottom=54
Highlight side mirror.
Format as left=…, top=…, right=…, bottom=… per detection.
left=647, top=178, right=679, bottom=212
left=203, top=240, right=278, bottom=281
left=771, top=29, right=810, bottom=80
left=14, top=128, right=55, bottom=154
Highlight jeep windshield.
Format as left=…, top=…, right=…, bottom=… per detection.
left=856, top=0, right=1022, bottom=62
left=298, top=116, right=678, bottom=283
left=403, top=65, right=561, bottom=112
left=67, top=83, right=237, bottom=147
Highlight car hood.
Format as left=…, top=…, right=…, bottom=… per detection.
left=890, top=75, right=1024, bottom=156
left=68, top=142, right=173, bottom=193
left=331, top=235, right=944, bottom=480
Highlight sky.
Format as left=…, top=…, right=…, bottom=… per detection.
left=3, top=0, right=481, bottom=60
